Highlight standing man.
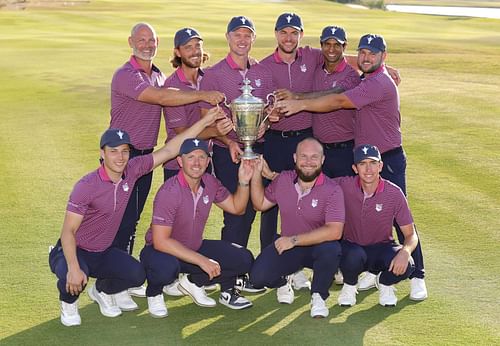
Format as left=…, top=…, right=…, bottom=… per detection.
left=276, top=34, right=427, bottom=300
left=198, top=16, right=274, bottom=271
left=141, top=139, right=256, bottom=317
left=249, top=138, right=345, bottom=318
left=48, top=111, right=222, bottom=326
left=335, top=145, right=417, bottom=307
left=109, top=22, right=224, bottom=262
left=162, top=27, right=234, bottom=181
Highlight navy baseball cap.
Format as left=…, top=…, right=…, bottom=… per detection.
left=358, top=34, right=387, bottom=53
left=227, top=16, right=255, bottom=34
left=179, top=138, right=210, bottom=155
left=100, top=128, right=132, bottom=148
left=174, top=27, right=202, bottom=47
left=275, top=12, right=303, bottom=31
left=320, top=25, right=347, bottom=44
left=353, top=144, right=381, bottom=164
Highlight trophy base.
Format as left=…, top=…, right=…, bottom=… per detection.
left=240, top=144, right=259, bottom=160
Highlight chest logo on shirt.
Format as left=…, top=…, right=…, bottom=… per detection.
left=375, top=203, right=383, bottom=212
left=255, top=79, right=261, bottom=87
left=122, top=183, right=129, bottom=192
left=311, top=199, right=318, bottom=208
left=203, top=195, right=209, bottom=204
left=300, top=64, right=307, bottom=72
left=331, top=81, right=337, bottom=88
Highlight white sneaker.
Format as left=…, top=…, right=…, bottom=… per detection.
left=291, top=270, right=311, bottom=290
left=334, top=270, right=344, bottom=285
left=128, top=285, right=146, bottom=298
left=60, top=300, right=81, bottom=327
left=338, top=283, right=357, bottom=306
left=410, top=278, right=428, bottom=301
left=163, top=280, right=184, bottom=297
left=147, top=294, right=168, bottom=318
left=277, top=276, right=294, bottom=304
left=114, top=290, right=139, bottom=311
left=88, top=285, right=122, bottom=317
left=376, top=274, right=397, bottom=306
left=178, top=275, right=216, bottom=307
left=358, top=272, right=377, bottom=291
left=219, top=288, right=253, bottom=310
left=310, top=293, right=329, bottom=318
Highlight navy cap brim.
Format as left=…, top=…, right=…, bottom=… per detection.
left=177, top=35, right=202, bottom=47
left=276, top=24, right=302, bottom=32
left=357, top=44, right=384, bottom=53
left=229, top=25, right=255, bottom=33
left=321, top=36, right=345, bottom=44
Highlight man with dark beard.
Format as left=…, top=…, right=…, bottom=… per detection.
left=275, top=34, right=428, bottom=301
left=249, top=138, right=345, bottom=318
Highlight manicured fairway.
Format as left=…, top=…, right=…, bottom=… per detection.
left=0, top=0, right=499, bottom=344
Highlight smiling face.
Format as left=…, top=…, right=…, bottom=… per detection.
left=177, top=149, right=210, bottom=180
left=226, top=27, right=255, bottom=58
left=175, top=38, right=204, bottom=68
left=357, top=48, right=386, bottom=74
left=101, top=144, right=131, bottom=177
left=353, top=159, right=383, bottom=185
left=321, top=38, right=345, bottom=66
left=129, top=24, right=158, bottom=62
left=275, top=27, right=303, bottom=55
left=293, top=139, right=325, bottom=183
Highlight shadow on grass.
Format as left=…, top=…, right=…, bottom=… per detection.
left=1, top=288, right=412, bottom=345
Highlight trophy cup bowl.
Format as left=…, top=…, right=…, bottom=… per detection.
left=226, top=79, right=274, bottom=160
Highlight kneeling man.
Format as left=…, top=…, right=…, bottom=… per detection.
left=335, top=144, right=418, bottom=307
left=140, top=139, right=255, bottom=317
left=249, top=138, right=345, bottom=318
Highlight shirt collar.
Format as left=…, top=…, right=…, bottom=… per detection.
left=292, top=171, right=326, bottom=187
left=272, top=47, right=303, bottom=63
left=323, top=57, right=348, bottom=74
left=98, top=164, right=126, bottom=182
left=361, top=63, right=385, bottom=80
left=129, top=55, right=160, bottom=73
left=176, top=170, right=206, bottom=188
left=355, top=176, right=385, bottom=194
left=225, top=54, right=250, bottom=70
left=175, top=67, right=204, bottom=86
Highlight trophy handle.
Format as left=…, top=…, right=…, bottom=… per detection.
left=262, top=92, right=276, bottom=123
left=220, top=95, right=230, bottom=109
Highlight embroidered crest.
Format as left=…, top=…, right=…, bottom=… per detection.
left=311, top=199, right=318, bottom=208
left=240, top=17, right=246, bottom=24
left=203, top=195, right=209, bottom=204
left=286, top=15, right=292, bottom=23
left=255, top=79, right=261, bottom=87
left=117, top=130, right=124, bottom=139
left=375, top=203, right=383, bottom=212
left=300, top=64, right=307, bottom=72
left=185, top=29, right=192, bottom=36
left=122, top=183, right=129, bottom=192
left=362, top=146, right=369, bottom=154
left=331, top=81, right=337, bottom=88
left=367, top=36, right=374, bottom=44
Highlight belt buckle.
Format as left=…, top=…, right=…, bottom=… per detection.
left=281, top=131, right=289, bottom=138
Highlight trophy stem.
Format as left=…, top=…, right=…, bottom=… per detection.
left=240, top=143, right=259, bottom=160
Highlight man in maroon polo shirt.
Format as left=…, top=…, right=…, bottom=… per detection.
left=162, top=27, right=233, bottom=182
left=197, top=16, right=273, bottom=293
left=48, top=110, right=222, bottom=326
left=109, top=22, right=224, bottom=271
left=249, top=137, right=345, bottom=318
left=276, top=34, right=428, bottom=300
left=334, top=144, right=418, bottom=307
left=140, top=138, right=256, bottom=317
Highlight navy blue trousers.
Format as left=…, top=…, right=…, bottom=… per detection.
left=212, top=144, right=263, bottom=247
left=140, top=240, right=254, bottom=296
left=261, top=129, right=313, bottom=250
left=112, top=148, right=154, bottom=255
left=321, top=140, right=356, bottom=178
left=380, top=147, right=425, bottom=279
left=340, top=240, right=414, bottom=286
left=49, top=241, right=146, bottom=303
left=249, top=239, right=341, bottom=300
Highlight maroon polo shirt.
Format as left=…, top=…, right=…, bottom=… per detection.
left=264, top=170, right=345, bottom=237
left=312, top=58, right=360, bottom=143
left=335, top=176, right=413, bottom=246
left=67, top=155, right=154, bottom=252
left=145, top=171, right=230, bottom=251
left=260, top=46, right=323, bottom=131
left=163, top=68, right=203, bottom=170
left=344, top=65, right=402, bottom=154
left=110, top=56, right=166, bottom=150
left=199, top=54, right=275, bottom=148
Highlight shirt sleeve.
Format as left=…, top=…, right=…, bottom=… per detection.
left=127, top=154, right=155, bottom=180
left=394, top=192, right=414, bottom=226
left=344, top=77, right=384, bottom=110
left=264, top=174, right=281, bottom=204
left=66, top=181, right=92, bottom=216
left=151, top=185, right=178, bottom=227
left=213, top=177, right=231, bottom=203
left=112, top=67, right=150, bottom=100
left=325, top=183, right=345, bottom=223
left=198, top=70, right=217, bottom=110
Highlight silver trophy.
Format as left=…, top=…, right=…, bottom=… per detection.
left=223, top=78, right=275, bottom=160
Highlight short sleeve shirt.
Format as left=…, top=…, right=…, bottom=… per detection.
left=265, top=170, right=345, bottom=236
left=312, top=58, right=360, bottom=143
left=260, top=46, right=323, bottom=131
left=335, top=176, right=413, bottom=245
left=145, top=172, right=230, bottom=251
left=110, top=56, right=166, bottom=150
left=344, top=65, right=402, bottom=153
left=67, top=155, right=154, bottom=252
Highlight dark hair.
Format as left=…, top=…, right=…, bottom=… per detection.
left=170, top=51, right=210, bottom=69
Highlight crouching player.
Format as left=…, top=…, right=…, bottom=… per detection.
left=140, top=138, right=256, bottom=317
left=336, top=144, right=418, bottom=307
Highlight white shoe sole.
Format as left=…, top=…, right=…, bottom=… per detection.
left=149, top=310, right=168, bottom=318
left=178, top=283, right=216, bottom=307
left=88, top=287, right=122, bottom=317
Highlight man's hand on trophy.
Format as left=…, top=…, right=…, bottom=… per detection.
left=228, top=140, right=243, bottom=164
left=238, top=158, right=256, bottom=183
left=202, top=90, right=225, bottom=105
left=274, top=88, right=298, bottom=101
left=203, top=106, right=227, bottom=126
left=266, top=107, right=282, bottom=123
left=256, top=121, right=268, bottom=140
left=275, top=100, right=303, bottom=117
left=214, top=116, right=233, bottom=136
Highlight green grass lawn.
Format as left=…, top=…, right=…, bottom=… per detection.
left=1, top=0, right=499, bottom=344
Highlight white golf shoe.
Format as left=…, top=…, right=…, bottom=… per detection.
left=277, top=276, right=294, bottom=304
left=114, top=290, right=139, bottom=311
left=337, top=283, right=357, bottom=306
left=410, top=278, right=428, bottom=301
left=178, top=275, right=216, bottom=307
left=310, top=293, right=329, bottom=318
left=60, top=300, right=81, bottom=327
left=88, top=285, right=122, bottom=317
left=147, top=294, right=168, bottom=318
left=358, top=272, right=377, bottom=291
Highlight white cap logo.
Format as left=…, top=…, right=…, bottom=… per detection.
left=240, top=17, right=246, bottom=24
left=367, top=36, right=374, bottom=44
left=193, top=139, right=200, bottom=146
left=185, top=29, right=192, bottom=36
left=362, top=146, right=369, bottom=154
left=117, top=130, right=124, bottom=139
left=286, top=15, right=292, bottom=23
left=331, top=27, right=337, bottom=35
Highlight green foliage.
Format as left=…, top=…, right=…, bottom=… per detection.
left=1, top=0, right=500, bottom=345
